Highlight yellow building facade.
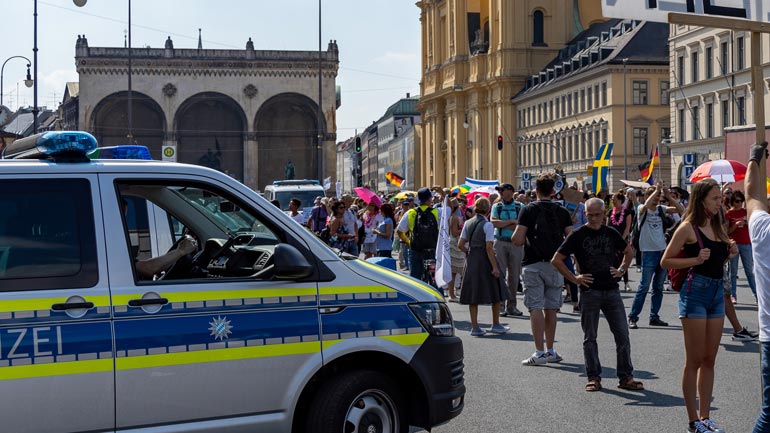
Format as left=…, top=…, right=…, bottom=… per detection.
left=416, top=0, right=604, bottom=187
left=513, top=20, right=671, bottom=192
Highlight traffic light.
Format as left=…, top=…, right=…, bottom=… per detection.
left=355, top=137, right=362, bottom=153
left=497, top=135, right=503, bottom=151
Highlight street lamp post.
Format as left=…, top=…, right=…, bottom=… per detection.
left=1, top=56, right=33, bottom=108
left=623, top=58, right=629, bottom=181
left=31, top=0, right=87, bottom=134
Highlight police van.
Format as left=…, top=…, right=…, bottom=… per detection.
left=263, top=179, right=325, bottom=212
left=0, top=132, right=465, bottom=433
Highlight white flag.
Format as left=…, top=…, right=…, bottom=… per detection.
left=434, top=196, right=452, bottom=290
left=323, top=176, right=332, bottom=191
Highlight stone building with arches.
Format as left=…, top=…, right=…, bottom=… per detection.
left=416, top=0, right=605, bottom=187
left=75, top=35, right=339, bottom=190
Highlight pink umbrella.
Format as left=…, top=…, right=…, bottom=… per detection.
left=689, top=159, right=747, bottom=183
left=353, top=187, right=382, bottom=207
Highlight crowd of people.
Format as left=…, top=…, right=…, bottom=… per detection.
left=281, top=155, right=770, bottom=432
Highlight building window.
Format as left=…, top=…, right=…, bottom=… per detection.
left=691, top=51, right=699, bottom=83
left=633, top=128, right=648, bottom=155
left=549, top=100, right=554, bottom=119
left=706, top=46, right=713, bottom=79
left=692, top=106, right=700, bottom=140
left=738, top=96, right=746, bottom=125
left=568, top=94, right=573, bottom=115
left=580, top=89, right=586, bottom=112
left=594, top=85, right=599, bottom=107
left=679, top=109, right=686, bottom=142
left=660, top=81, right=670, bottom=105
left=602, top=127, right=608, bottom=146
left=706, top=103, right=714, bottom=138
left=556, top=97, right=560, bottom=118
left=737, top=36, right=745, bottom=70
left=561, top=95, right=566, bottom=117
left=677, top=55, right=685, bottom=86
left=720, top=41, right=729, bottom=75
left=538, top=104, right=542, bottom=123
left=532, top=10, right=546, bottom=46
left=722, top=99, right=730, bottom=131
left=660, top=127, right=671, bottom=154
left=601, top=82, right=607, bottom=106
left=632, top=81, right=648, bottom=105
left=573, top=91, right=578, bottom=113
left=587, top=86, right=593, bottom=110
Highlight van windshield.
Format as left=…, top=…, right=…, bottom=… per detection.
left=275, top=190, right=323, bottom=211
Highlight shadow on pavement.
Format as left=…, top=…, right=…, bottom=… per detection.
left=721, top=341, right=760, bottom=354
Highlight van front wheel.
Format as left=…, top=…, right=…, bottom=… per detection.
left=305, top=370, right=407, bottom=433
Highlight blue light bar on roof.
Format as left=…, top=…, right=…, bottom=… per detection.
left=2, top=131, right=98, bottom=160
left=87, top=145, right=152, bottom=160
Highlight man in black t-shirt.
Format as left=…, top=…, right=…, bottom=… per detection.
left=552, top=198, right=643, bottom=392
left=512, top=173, right=573, bottom=366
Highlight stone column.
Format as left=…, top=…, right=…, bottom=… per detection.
left=244, top=131, right=258, bottom=190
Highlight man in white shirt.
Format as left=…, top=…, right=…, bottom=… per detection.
left=747, top=141, right=770, bottom=433
left=288, top=198, right=305, bottom=225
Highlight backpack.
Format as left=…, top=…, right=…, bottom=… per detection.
left=409, top=207, right=439, bottom=251
left=494, top=201, right=522, bottom=238
left=527, top=202, right=565, bottom=261
left=668, top=224, right=704, bottom=292
left=632, top=206, right=672, bottom=249
left=318, top=225, right=332, bottom=245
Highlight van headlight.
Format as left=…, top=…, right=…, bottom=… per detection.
left=409, top=302, right=454, bottom=337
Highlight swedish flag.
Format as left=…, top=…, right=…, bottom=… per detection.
left=592, top=142, right=613, bottom=193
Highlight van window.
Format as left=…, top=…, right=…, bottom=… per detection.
left=0, top=179, right=98, bottom=291
left=117, top=182, right=282, bottom=282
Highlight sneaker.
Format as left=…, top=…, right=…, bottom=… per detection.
left=499, top=310, right=509, bottom=317
left=521, top=352, right=548, bottom=366
left=507, top=306, right=524, bottom=316
left=470, top=327, right=487, bottom=337
left=733, top=327, right=759, bottom=342
left=687, top=420, right=713, bottom=433
left=545, top=351, right=563, bottom=363
left=488, top=324, right=510, bottom=334
left=649, top=318, right=669, bottom=327
left=628, top=319, right=638, bottom=329
left=624, top=283, right=631, bottom=292
left=700, top=418, right=725, bottom=433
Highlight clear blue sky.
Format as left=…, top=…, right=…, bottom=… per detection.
left=0, top=0, right=421, bottom=140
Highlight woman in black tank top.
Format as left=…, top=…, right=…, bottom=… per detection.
left=661, top=178, right=738, bottom=432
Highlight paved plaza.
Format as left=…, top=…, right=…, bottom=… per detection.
left=423, top=271, right=762, bottom=433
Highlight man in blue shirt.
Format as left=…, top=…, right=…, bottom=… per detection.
left=491, top=183, right=524, bottom=316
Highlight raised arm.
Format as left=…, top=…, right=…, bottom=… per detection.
left=747, top=141, right=770, bottom=221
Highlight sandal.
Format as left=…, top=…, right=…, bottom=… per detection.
left=585, top=377, right=602, bottom=392
left=617, top=376, right=644, bottom=391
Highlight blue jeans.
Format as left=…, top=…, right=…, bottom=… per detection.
left=628, top=250, right=666, bottom=322
left=754, top=341, right=770, bottom=433
left=729, top=243, right=757, bottom=299
left=580, top=289, right=633, bottom=380
left=409, top=249, right=435, bottom=280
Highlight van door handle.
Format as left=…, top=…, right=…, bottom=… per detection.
left=128, top=298, right=169, bottom=307
left=51, top=302, right=94, bottom=311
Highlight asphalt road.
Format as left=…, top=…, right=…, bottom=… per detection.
left=424, top=270, right=763, bottom=433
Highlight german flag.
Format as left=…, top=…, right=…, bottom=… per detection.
left=385, top=171, right=405, bottom=187
left=638, top=146, right=659, bottom=184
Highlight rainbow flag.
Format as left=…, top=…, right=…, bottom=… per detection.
left=639, top=146, right=659, bottom=185
left=385, top=171, right=404, bottom=187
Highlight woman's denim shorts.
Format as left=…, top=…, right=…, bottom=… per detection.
left=678, top=273, right=725, bottom=319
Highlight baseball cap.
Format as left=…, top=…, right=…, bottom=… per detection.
left=496, top=183, right=515, bottom=192
left=417, top=187, right=432, bottom=204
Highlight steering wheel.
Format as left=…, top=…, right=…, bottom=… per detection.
left=158, top=236, right=203, bottom=280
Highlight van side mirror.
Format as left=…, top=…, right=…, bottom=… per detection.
left=273, top=244, right=314, bottom=280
